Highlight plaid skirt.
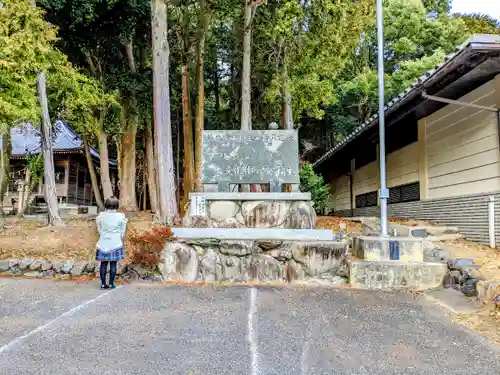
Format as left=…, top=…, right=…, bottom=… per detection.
left=95, top=248, right=125, bottom=262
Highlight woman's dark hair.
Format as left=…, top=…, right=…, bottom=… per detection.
left=104, top=196, right=120, bottom=210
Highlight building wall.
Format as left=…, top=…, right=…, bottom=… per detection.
left=425, top=79, right=500, bottom=199
left=328, top=174, right=351, bottom=212
left=353, top=161, right=378, bottom=197
left=333, top=75, right=500, bottom=246
left=387, top=142, right=419, bottom=188
left=335, top=192, right=500, bottom=247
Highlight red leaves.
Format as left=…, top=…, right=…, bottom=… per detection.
left=128, top=227, right=173, bottom=268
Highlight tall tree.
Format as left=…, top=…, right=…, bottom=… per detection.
left=38, top=72, right=64, bottom=226
left=151, top=0, right=178, bottom=223
left=240, top=0, right=263, bottom=130
left=193, top=0, right=211, bottom=191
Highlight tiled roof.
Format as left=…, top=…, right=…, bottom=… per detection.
left=313, top=34, right=500, bottom=168
left=0, top=121, right=117, bottom=166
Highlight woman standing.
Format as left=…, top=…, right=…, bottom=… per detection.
left=95, top=196, right=128, bottom=289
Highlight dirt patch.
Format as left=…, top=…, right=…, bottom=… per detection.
left=0, top=212, right=154, bottom=261
left=316, top=216, right=362, bottom=233
left=388, top=218, right=431, bottom=227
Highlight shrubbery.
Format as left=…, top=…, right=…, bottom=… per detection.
left=128, top=227, right=173, bottom=268
left=299, top=163, right=330, bottom=214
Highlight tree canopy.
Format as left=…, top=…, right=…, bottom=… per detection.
left=1, top=0, right=498, bottom=214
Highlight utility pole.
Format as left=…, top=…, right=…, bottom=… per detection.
left=376, top=0, right=389, bottom=236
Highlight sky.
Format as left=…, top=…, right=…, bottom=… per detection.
left=451, top=0, right=500, bottom=20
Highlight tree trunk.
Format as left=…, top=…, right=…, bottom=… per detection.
left=151, top=0, right=179, bottom=224
left=83, top=134, right=104, bottom=210
left=179, top=2, right=195, bottom=202
left=97, top=110, right=113, bottom=200
left=37, top=72, right=64, bottom=226
left=240, top=0, right=253, bottom=131
left=119, top=42, right=139, bottom=211
left=0, top=131, right=12, bottom=214
left=283, top=61, right=293, bottom=130
left=194, top=0, right=208, bottom=192
left=145, top=117, right=158, bottom=214
left=119, top=117, right=138, bottom=211
left=213, top=56, right=220, bottom=112
left=181, top=52, right=195, bottom=200
left=18, top=168, right=33, bottom=217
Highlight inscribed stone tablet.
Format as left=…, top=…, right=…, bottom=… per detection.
left=202, top=130, right=299, bottom=191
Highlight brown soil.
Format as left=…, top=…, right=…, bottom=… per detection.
left=316, top=216, right=363, bottom=233
left=0, top=212, right=154, bottom=261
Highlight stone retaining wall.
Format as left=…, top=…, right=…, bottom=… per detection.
left=183, top=200, right=316, bottom=229
left=160, top=238, right=349, bottom=285
left=0, top=259, right=161, bottom=282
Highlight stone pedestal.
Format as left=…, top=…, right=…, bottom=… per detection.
left=352, top=236, right=423, bottom=261
left=183, top=192, right=316, bottom=229
left=349, top=235, right=446, bottom=290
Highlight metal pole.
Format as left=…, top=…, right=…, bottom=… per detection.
left=376, top=0, right=388, bottom=236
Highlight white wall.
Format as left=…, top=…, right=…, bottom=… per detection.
left=387, top=142, right=419, bottom=188
left=425, top=79, right=500, bottom=199
left=354, top=161, right=378, bottom=197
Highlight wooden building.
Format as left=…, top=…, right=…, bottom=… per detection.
left=0, top=121, right=117, bottom=212
left=313, top=34, right=500, bottom=246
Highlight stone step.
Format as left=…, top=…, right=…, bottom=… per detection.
left=425, top=226, right=460, bottom=236
left=352, top=236, right=423, bottom=262
left=349, top=260, right=447, bottom=291
left=172, top=227, right=334, bottom=241
left=361, top=218, right=427, bottom=238
left=425, top=233, right=465, bottom=242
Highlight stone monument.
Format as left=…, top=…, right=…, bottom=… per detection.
left=183, top=129, right=316, bottom=229
left=159, top=127, right=349, bottom=284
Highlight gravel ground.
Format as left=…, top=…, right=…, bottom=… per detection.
left=0, top=278, right=499, bottom=375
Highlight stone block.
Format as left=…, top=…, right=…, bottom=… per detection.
left=160, top=242, right=199, bottom=282
left=352, top=236, right=423, bottom=262
left=361, top=218, right=427, bottom=238
left=0, top=260, right=10, bottom=272
left=172, top=227, right=333, bottom=241
left=201, top=130, right=300, bottom=191
left=208, top=201, right=240, bottom=222
left=349, top=260, right=447, bottom=291
left=291, top=241, right=348, bottom=277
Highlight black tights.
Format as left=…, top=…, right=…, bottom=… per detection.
left=99, top=261, right=117, bottom=287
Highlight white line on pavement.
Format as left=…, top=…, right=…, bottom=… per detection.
left=0, top=286, right=122, bottom=354
left=248, top=287, right=259, bottom=375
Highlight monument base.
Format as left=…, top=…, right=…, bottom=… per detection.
left=159, top=238, right=348, bottom=284
left=183, top=193, right=316, bottom=229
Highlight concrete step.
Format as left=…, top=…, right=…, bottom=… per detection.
left=349, top=260, right=447, bottom=291
left=351, top=236, right=423, bottom=262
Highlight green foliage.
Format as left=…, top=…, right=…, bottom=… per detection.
left=263, top=0, right=374, bottom=122
left=459, top=13, right=500, bottom=34
left=26, top=153, right=43, bottom=190
left=0, top=0, right=111, bottom=137
left=299, top=163, right=330, bottom=214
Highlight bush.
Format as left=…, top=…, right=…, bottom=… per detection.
left=299, top=163, right=330, bottom=214
left=128, top=227, right=173, bottom=269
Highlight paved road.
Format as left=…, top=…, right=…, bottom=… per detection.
left=0, top=278, right=498, bottom=375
